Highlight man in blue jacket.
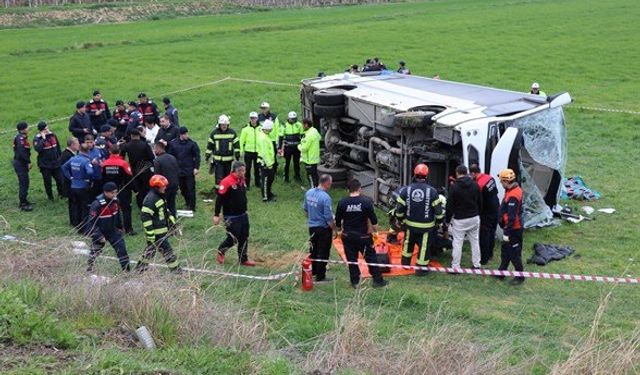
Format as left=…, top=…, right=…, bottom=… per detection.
left=62, top=143, right=97, bottom=229
left=168, top=127, right=201, bottom=212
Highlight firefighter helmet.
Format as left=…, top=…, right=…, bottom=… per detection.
left=149, top=174, right=169, bottom=189
left=413, top=163, right=429, bottom=178
left=498, top=168, right=516, bottom=183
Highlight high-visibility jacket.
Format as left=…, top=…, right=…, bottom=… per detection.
left=257, top=131, right=275, bottom=168
left=205, top=127, right=240, bottom=163
left=258, top=112, right=280, bottom=143
left=395, top=181, right=444, bottom=231
left=239, top=123, right=262, bottom=153
left=141, top=189, right=176, bottom=243
left=499, top=185, right=523, bottom=235
left=298, top=127, right=321, bottom=165
left=279, top=120, right=304, bottom=148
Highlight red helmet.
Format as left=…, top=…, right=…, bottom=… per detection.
left=149, top=174, right=169, bottom=189
left=414, top=163, right=429, bottom=178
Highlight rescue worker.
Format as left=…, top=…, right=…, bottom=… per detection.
left=239, top=112, right=262, bottom=189
left=213, top=161, right=256, bottom=266
left=137, top=92, right=159, bottom=124
left=257, top=119, right=276, bottom=202
left=155, top=115, right=177, bottom=146
left=394, top=164, right=444, bottom=276
left=303, top=174, right=336, bottom=283
left=257, top=102, right=280, bottom=173
left=58, top=137, right=79, bottom=199
left=162, top=97, right=180, bottom=127
left=470, top=164, right=500, bottom=264
left=279, top=111, right=303, bottom=183
left=84, top=182, right=130, bottom=272
left=112, top=100, right=130, bottom=141
left=33, top=121, right=64, bottom=201
left=397, top=60, right=411, bottom=75
left=153, top=142, right=180, bottom=217
left=61, top=143, right=97, bottom=228
left=445, top=165, right=482, bottom=271
left=299, top=118, right=321, bottom=189
left=13, top=122, right=33, bottom=211
left=120, top=129, right=155, bottom=208
left=86, top=90, right=111, bottom=133
left=335, top=178, right=388, bottom=288
left=168, top=127, right=200, bottom=212
left=205, top=114, right=240, bottom=189
left=136, top=174, right=181, bottom=273
left=102, top=145, right=135, bottom=235
left=530, top=82, right=547, bottom=97
left=496, top=169, right=525, bottom=285
left=69, top=101, right=93, bottom=143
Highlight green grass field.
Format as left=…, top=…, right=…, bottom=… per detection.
left=0, top=0, right=639, bottom=373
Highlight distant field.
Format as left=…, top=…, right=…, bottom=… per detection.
left=0, top=0, right=638, bottom=373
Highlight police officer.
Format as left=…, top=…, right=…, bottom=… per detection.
left=33, top=121, right=64, bottom=201
left=497, top=169, right=525, bottom=285
left=257, top=102, right=280, bottom=173
left=299, top=118, right=321, bottom=189
left=394, top=164, right=444, bottom=276
left=13, top=122, right=33, bottom=211
left=239, top=112, right=262, bottom=189
left=95, top=125, right=115, bottom=160
left=58, top=137, right=79, bottom=199
left=86, top=90, right=111, bottom=133
left=126, top=101, right=143, bottom=137
left=530, top=82, right=547, bottom=97
left=257, top=119, right=276, bottom=202
left=69, top=101, right=93, bottom=143
left=102, top=145, right=135, bottom=235
left=168, top=127, right=201, bottom=212
left=136, top=174, right=181, bottom=273
left=84, top=182, right=130, bottom=273
left=153, top=142, right=180, bottom=217
left=61, top=143, right=97, bottom=229
left=213, top=161, right=256, bottom=267
left=205, top=115, right=240, bottom=189
left=335, top=178, right=388, bottom=288
left=120, top=129, right=155, bottom=208
left=155, top=115, right=177, bottom=146
left=162, top=97, right=180, bottom=127
left=112, top=100, right=130, bottom=141
left=137, top=92, right=159, bottom=124
left=470, top=164, right=500, bottom=264
left=279, top=111, right=303, bottom=183
left=83, top=134, right=104, bottom=200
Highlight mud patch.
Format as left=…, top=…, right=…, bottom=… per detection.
left=0, top=343, right=75, bottom=372
left=253, top=250, right=304, bottom=269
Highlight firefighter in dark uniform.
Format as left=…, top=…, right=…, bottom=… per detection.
left=497, top=168, right=525, bottom=285
left=13, top=122, right=33, bottom=211
left=137, top=92, right=159, bottom=124
left=394, top=164, right=444, bottom=276
left=213, top=161, right=256, bottom=266
left=86, top=90, right=111, bottom=134
left=102, top=145, right=136, bottom=235
left=205, top=114, right=240, bottom=189
left=470, top=164, right=500, bottom=264
left=33, top=121, right=64, bottom=201
left=136, top=174, right=182, bottom=273
left=168, top=127, right=201, bottom=212
left=120, top=129, right=155, bottom=209
left=279, top=111, right=303, bottom=183
left=112, top=100, right=130, bottom=141
left=69, top=101, right=93, bottom=143
left=84, top=182, right=130, bottom=272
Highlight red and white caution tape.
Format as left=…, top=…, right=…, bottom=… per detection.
left=308, top=258, right=639, bottom=285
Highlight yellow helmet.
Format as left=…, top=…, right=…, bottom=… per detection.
left=498, top=168, right=516, bottom=183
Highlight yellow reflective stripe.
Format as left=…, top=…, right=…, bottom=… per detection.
left=405, top=220, right=435, bottom=229
left=435, top=213, right=445, bottom=219
left=169, top=216, right=176, bottom=224
left=155, top=227, right=168, bottom=234
left=402, top=231, right=412, bottom=257
left=395, top=212, right=405, bottom=218
left=142, top=220, right=153, bottom=227
left=208, top=137, right=214, bottom=143
left=396, top=197, right=406, bottom=205
left=146, top=236, right=155, bottom=242
left=432, top=197, right=442, bottom=206
left=417, top=232, right=430, bottom=266
left=167, top=260, right=180, bottom=269
left=214, top=134, right=235, bottom=139
left=155, top=200, right=164, bottom=208
left=141, top=206, right=155, bottom=214
left=213, top=155, right=234, bottom=161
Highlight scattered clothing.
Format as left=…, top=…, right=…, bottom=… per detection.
left=561, top=176, right=601, bottom=201
left=528, top=243, right=575, bottom=266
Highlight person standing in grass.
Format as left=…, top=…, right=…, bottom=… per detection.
left=239, top=112, right=262, bottom=190
left=205, top=114, right=240, bottom=189
left=13, top=121, right=33, bottom=212
left=58, top=137, right=79, bottom=199
left=168, top=127, right=201, bottom=212
left=470, top=164, right=500, bottom=265
left=258, top=102, right=280, bottom=174
left=137, top=92, right=159, bottom=125
left=335, top=178, right=388, bottom=288
left=61, top=143, right=97, bottom=229
left=298, top=118, right=321, bottom=189
left=496, top=168, right=525, bottom=285
left=152, top=141, right=180, bottom=217
left=86, top=90, right=111, bottom=134
left=120, top=129, right=155, bottom=209
left=257, top=119, right=277, bottom=202
left=33, top=121, right=64, bottom=201
left=162, top=97, right=180, bottom=127
left=279, top=111, right=304, bottom=183
left=69, top=101, right=92, bottom=143
left=303, top=174, right=336, bottom=283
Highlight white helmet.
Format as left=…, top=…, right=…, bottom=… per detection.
left=262, top=119, right=273, bottom=131
left=531, top=82, right=540, bottom=89
left=249, top=111, right=258, bottom=118
left=260, top=102, right=270, bottom=109
left=288, top=111, right=297, bottom=119
left=218, top=114, right=230, bottom=125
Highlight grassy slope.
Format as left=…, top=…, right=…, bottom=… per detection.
left=0, top=0, right=639, bottom=373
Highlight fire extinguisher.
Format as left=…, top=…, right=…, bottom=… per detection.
left=301, top=257, right=313, bottom=291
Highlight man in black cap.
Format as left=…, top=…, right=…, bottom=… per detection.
left=86, top=90, right=111, bottom=133
left=84, top=181, right=130, bottom=273
left=33, top=121, right=64, bottom=201
left=153, top=141, right=180, bottom=217
left=168, top=127, right=200, bottom=212
left=137, top=92, right=159, bottom=125
left=112, top=100, right=130, bottom=141
left=69, top=101, right=93, bottom=143
left=162, top=97, right=180, bottom=127
left=13, top=122, right=33, bottom=211
left=119, top=129, right=155, bottom=208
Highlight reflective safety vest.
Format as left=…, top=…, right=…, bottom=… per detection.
left=280, top=120, right=303, bottom=146
left=141, top=189, right=176, bottom=242
left=205, top=127, right=240, bottom=163
left=299, top=127, right=321, bottom=165
left=500, top=185, right=523, bottom=234
left=258, top=112, right=280, bottom=143
left=257, top=131, right=275, bottom=168
left=239, top=123, right=262, bottom=153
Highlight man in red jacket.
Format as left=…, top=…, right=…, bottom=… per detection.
left=102, top=145, right=136, bottom=235
left=497, top=168, right=525, bottom=285
left=470, top=164, right=500, bottom=265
